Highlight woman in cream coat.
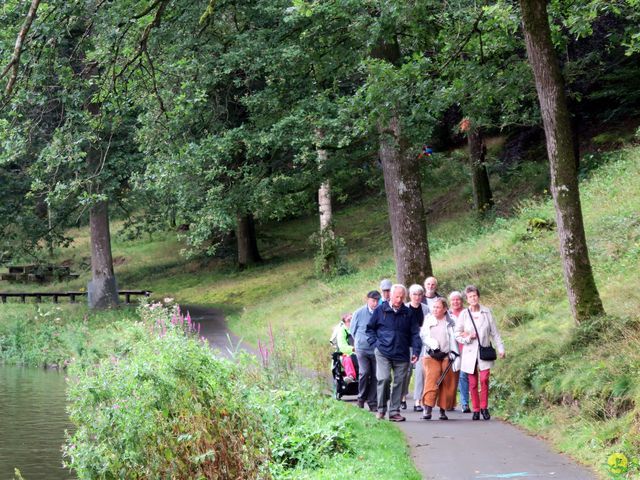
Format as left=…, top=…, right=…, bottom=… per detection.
left=420, top=298, right=460, bottom=420
left=455, top=285, right=505, bottom=421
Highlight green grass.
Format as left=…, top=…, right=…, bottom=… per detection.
left=2, top=141, right=640, bottom=477
left=283, top=403, right=421, bottom=479
left=0, top=303, right=141, bottom=367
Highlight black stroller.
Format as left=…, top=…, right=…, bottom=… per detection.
left=331, top=350, right=359, bottom=400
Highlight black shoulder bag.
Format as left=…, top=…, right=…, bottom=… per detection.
left=468, top=308, right=497, bottom=361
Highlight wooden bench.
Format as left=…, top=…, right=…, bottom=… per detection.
left=0, top=290, right=151, bottom=304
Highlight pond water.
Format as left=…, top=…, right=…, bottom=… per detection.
left=0, top=365, right=72, bottom=479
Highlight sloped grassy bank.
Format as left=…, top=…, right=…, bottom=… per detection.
left=222, top=146, right=640, bottom=477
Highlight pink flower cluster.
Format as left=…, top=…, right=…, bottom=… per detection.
left=257, top=323, right=275, bottom=368
left=152, top=305, right=201, bottom=339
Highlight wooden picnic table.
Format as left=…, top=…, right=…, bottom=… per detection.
left=2, top=264, right=79, bottom=283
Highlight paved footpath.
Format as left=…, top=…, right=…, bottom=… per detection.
left=186, top=305, right=598, bottom=480
left=394, top=402, right=597, bottom=479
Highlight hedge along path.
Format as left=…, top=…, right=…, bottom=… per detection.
left=185, top=304, right=596, bottom=479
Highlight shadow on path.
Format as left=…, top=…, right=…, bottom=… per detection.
left=182, top=305, right=597, bottom=480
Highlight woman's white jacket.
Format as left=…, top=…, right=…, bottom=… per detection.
left=455, top=306, right=505, bottom=373
left=420, top=314, right=461, bottom=372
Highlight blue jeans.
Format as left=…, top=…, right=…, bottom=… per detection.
left=458, top=371, right=469, bottom=408
left=413, top=354, right=425, bottom=405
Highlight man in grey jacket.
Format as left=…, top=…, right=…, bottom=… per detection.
left=350, top=290, right=381, bottom=411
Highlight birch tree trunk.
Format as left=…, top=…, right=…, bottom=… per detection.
left=316, top=128, right=334, bottom=247
left=468, top=126, right=494, bottom=215
left=520, top=0, right=604, bottom=323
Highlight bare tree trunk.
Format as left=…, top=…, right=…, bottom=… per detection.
left=88, top=187, right=119, bottom=309
left=237, top=213, right=261, bottom=268
left=467, top=126, right=494, bottom=215
left=84, top=53, right=118, bottom=308
left=520, top=0, right=604, bottom=323
left=318, top=179, right=332, bottom=233
left=316, top=128, right=334, bottom=250
left=372, top=37, right=433, bottom=286
left=379, top=116, right=433, bottom=286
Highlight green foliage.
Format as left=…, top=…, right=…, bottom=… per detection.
left=309, top=226, right=354, bottom=278
left=526, top=217, right=555, bottom=233
left=61, top=300, right=418, bottom=479
left=64, top=302, right=269, bottom=479
left=0, top=304, right=141, bottom=367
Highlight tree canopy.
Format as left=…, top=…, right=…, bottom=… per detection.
left=1, top=0, right=638, bottom=316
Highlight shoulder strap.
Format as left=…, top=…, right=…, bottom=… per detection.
left=468, top=308, right=481, bottom=343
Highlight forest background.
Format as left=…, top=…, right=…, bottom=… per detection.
left=1, top=0, right=640, bottom=478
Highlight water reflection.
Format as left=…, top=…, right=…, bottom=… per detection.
left=0, top=365, right=72, bottom=479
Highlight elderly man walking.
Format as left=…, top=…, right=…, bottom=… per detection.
left=422, top=276, right=442, bottom=311
left=366, top=284, right=422, bottom=422
left=350, top=290, right=381, bottom=411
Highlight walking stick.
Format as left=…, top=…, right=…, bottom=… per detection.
left=436, top=351, right=459, bottom=388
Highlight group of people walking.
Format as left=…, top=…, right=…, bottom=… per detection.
left=336, top=276, right=505, bottom=422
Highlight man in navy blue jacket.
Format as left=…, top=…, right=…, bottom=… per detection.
left=366, top=284, right=422, bottom=422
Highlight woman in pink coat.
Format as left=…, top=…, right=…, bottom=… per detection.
left=455, top=285, right=505, bottom=420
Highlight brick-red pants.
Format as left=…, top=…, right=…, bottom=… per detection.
left=468, top=367, right=491, bottom=411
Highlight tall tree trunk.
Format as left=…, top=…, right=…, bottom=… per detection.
left=379, top=116, right=433, bottom=286
left=88, top=190, right=119, bottom=309
left=316, top=128, right=334, bottom=250
left=467, top=125, right=494, bottom=215
left=520, top=0, right=604, bottom=323
left=237, top=213, right=261, bottom=268
left=372, top=38, right=433, bottom=286
left=84, top=56, right=118, bottom=309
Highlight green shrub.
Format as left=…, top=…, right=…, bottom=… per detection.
left=63, top=301, right=393, bottom=479
left=0, top=304, right=141, bottom=367
left=64, top=303, right=269, bottom=479
left=309, top=227, right=354, bottom=278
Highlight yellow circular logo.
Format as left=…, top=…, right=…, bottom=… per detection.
left=607, top=453, right=628, bottom=474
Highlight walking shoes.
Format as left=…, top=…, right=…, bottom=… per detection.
left=388, top=413, right=406, bottom=422
left=481, top=408, right=491, bottom=420
left=472, top=411, right=480, bottom=421
left=439, top=408, right=448, bottom=420
left=413, top=405, right=424, bottom=412
left=422, top=406, right=433, bottom=420
left=376, top=411, right=385, bottom=420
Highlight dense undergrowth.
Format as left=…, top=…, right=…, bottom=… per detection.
left=63, top=301, right=419, bottom=479
left=0, top=304, right=140, bottom=368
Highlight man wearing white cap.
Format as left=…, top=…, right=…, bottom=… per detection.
left=379, top=278, right=392, bottom=305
